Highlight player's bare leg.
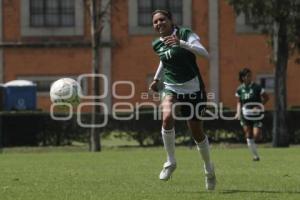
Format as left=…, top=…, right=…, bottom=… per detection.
left=159, top=95, right=177, bottom=181
left=253, top=127, right=262, bottom=142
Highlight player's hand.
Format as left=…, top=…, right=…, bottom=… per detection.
left=252, top=107, right=261, bottom=114
left=163, top=35, right=179, bottom=46
left=149, top=80, right=160, bottom=92
left=234, top=113, right=241, bottom=120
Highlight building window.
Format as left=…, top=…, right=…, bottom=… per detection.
left=137, top=0, right=182, bottom=26
left=244, top=13, right=255, bottom=26
left=35, top=79, right=54, bottom=93
left=128, top=0, right=191, bottom=35
left=235, top=13, right=259, bottom=34
left=30, top=0, right=75, bottom=27
left=256, top=74, right=274, bottom=93
left=21, top=0, right=83, bottom=36
left=236, top=11, right=272, bottom=34
left=17, top=76, right=87, bottom=96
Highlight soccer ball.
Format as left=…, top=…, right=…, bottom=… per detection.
left=50, top=78, right=80, bottom=107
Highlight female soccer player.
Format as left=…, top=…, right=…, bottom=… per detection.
left=235, top=68, right=269, bottom=161
left=149, top=9, right=216, bottom=190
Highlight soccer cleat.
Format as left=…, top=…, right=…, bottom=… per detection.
left=159, top=161, right=177, bottom=181
left=204, top=163, right=216, bottom=190
left=253, top=156, right=260, bottom=161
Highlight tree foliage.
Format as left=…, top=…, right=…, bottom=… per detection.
left=228, top=0, right=300, bottom=57
left=227, top=0, right=300, bottom=147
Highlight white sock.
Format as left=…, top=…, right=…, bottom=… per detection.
left=162, top=127, right=176, bottom=164
left=195, top=136, right=213, bottom=173
left=246, top=138, right=259, bottom=158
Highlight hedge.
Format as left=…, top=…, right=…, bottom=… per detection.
left=0, top=110, right=300, bottom=147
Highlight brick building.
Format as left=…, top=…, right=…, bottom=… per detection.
left=0, top=0, right=299, bottom=112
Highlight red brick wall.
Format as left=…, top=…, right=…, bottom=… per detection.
left=111, top=0, right=157, bottom=106
left=2, top=0, right=299, bottom=111
left=192, top=0, right=210, bottom=92
left=287, top=54, right=300, bottom=108
left=4, top=48, right=92, bottom=109
left=3, top=0, right=20, bottom=41
left=111, top=0, right=210, bottom=107
left=219, top=1, right=300, bottom=110
left=2, top=0, right=93, bottom=110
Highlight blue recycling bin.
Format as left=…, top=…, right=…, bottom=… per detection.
left=0, top=84, right=5, bottom=110
left=4, top=80, right=37, bottom=111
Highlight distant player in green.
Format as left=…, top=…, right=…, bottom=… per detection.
left=235, top=68, right=269, bottom=161
left=149, top=10, right=216, bottom=190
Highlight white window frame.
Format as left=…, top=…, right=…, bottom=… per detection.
left=256, top=74, right=274, bottom=93
left=21, top=0, right=84, bottom=36
left=235, top=12, right=262, bottom=34
left=17, top=75, right=88, bottom=96
left=128, top=0, right=192, bottom=35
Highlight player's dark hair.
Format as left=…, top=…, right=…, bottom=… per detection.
left=239, top=68, right=251, bottom=83
left=152, top=9, right=179, bottom=33
left=152, top=9, right=172, bottom=20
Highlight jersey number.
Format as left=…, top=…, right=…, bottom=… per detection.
left=244, top=93, right=250, bottom=99
left=164, top=50, right=172, bottom=60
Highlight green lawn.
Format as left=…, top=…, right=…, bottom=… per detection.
left=0, top=146, right=299, bottom=200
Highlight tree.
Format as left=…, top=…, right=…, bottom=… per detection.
left=227, top=0, right=300, bottom=147
left=87, top=0, right=111, bottom=152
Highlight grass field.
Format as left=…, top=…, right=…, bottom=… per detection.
left=0, top=145, right=300, bottom=200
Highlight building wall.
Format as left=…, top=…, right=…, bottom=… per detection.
left=192, top=0, right=209, bottom=93
left=219, top=1, right=274, bottom=110
left=2, top=0, right=92, bottom=110
left=1, top=0, right=299, bottom=111
left=111, top=0, right=161, bottom=105
left=287, top=54, right=300, bottom=108
left=111, top=0, right=209, bottom=106
left=111, top=38, right=156, bottom=104
left=3, top=0, right=21, bottom=41
left=0, top=0, right=3, bottom=82
left=219, top=1, right=300, bottom=109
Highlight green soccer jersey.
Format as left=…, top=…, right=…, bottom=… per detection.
left=235, top=82, right=263, bottom=109
left=152, top=28, right=204, bottom=87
